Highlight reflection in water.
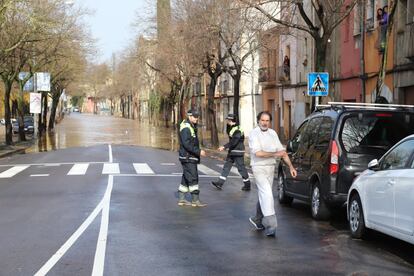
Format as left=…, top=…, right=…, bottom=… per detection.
left=26, top=114, right=181, bottom=153
left=25, top=113, right=228, bottom=153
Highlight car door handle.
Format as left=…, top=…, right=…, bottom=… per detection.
left=387, top=179, right=396, bottom=186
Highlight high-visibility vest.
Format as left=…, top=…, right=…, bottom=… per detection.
left=180, top=120, right=195, bottom=137
left=229, top=125, right=243, bottom=137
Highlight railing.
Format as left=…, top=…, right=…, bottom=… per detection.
left=258, top=67, right=277, bottom=83
left=277, top=65, right=291, bottom=84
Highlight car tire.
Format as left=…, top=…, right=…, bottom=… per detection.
left=348, top=193, right=366, bottom=239
left=277, top=171, right=293, bottom=205
left=311, top=182, right=330, bottom=220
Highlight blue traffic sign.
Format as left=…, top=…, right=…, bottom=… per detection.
left=307, top=72, right=329, bottom=96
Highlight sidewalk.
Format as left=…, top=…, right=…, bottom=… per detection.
left=0, top=127, right=35, bottom=158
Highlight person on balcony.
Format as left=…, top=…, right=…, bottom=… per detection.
left=283, top=55, right=290, bottom=80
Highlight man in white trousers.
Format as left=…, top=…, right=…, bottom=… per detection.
left=248, top=111, right=297, bottom=237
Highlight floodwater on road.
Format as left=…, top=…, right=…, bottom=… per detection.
left=26, top=113, right=181, bottom=153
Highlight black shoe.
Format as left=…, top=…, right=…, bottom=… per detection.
left=211, top=181, right=223, bottom=190
left=249, top=217, right=265, bottom=230
left=265, top=228, right=276, bottom=237
left=241, top=185, right=250, bottom=191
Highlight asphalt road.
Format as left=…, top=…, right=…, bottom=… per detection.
left=0, top=144, right=413, bottom=275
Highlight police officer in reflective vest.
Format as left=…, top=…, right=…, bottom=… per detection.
left=178, top=109, right=207, bottom=207
left=211, top=114, right=251, bottom=191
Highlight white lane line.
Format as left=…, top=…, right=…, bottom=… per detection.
left=108, top=145, right=113, bottom=163
left=133, top=163, right=155, bottom=174
left=0, top=162, right=105, bottom=167
left=40, top=164, right=61, bottom=167
left=217, top=164, right=239, bottom=176
left=34, top=182, right=113, bottom=276
left=102, top=163, right=119, bottom=174
left=0, top=165, right=30, bottom=178
left=197, top=164, right=220, bottom=176
left=161, top=163, right=175, bottom=166
left=30, top=174, right=49, bottom=177
left=92, top=175, right=113, bottom=276
left=67, top=164, right=89, bottom=175
left=216, top=164, right=253, bottom=178
left=112, top=174, right=247, bottom=178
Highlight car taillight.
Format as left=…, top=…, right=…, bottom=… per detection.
left=330, top=140, right=339, bottom=175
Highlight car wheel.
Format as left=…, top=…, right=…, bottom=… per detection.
left=311, top=182, right=330, bottom=220
left=277, top=171, right=293, bottom=205
left=348, top=193, right=366, bottom=239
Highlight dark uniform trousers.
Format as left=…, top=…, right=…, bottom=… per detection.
left=219, top=155, right=249, bottom=183
left=180, top=162, right=199, bottom=194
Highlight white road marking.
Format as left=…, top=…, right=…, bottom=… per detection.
left=67, top=164, right=89, bottom=175
left=133, top=163, right=155, bottom=174
left=217, top=164, right=240, bottom=176
left=102, top=163, right=119, bottom=174
left=217, top=164, right=254, bottom=178
left=92, top=175, right=113, bottom=276
left=161, top=163, right=175, bottom=166
left=40, top=164, right=61, bottom=167
left=0, top=165, right=29, bottom=178
left=34, top=184, right=111, bottom=276
left=197, top=164, right=220, bottom=176
left=113, top=174, right=245, bottom=178
left=0, top=162, right=105, bottom=167
left=108, top=144, right=113, bottom=163
left=30, top=174, right=49, bottom=177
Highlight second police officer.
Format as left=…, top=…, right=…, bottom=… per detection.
left=211, top=114, right=251, bottom=191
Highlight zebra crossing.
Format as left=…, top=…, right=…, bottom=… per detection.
left=0, top=162, right=247, bottom=179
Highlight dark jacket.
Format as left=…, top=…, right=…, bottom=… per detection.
left=224, top=124, right=245, bottom=157
left=179, top=119, right=201, bottom=163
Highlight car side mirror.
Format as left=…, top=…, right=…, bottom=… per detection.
left=368, top=159, right=379, bottom=170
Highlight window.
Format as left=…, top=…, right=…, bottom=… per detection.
left=316, top=117, right=334, bottom=147
left=353, top=3, right=361, bottom=36
left=340, top=113, right=414, bottom=155
left=398, top=0, right=408, bottom=32
left=380, top=140, right=414, bottom=170
left=366, top=0, right=375, bottom=30
left=301, top=117, right=323, bottom=149
left=290, top=121, right=309, bottom=153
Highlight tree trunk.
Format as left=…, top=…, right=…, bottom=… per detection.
left=207, top=76, right=219, bottom=147
left=3, top=80, right=13, bottom=145
left=42, top=92, right=48, bottom=133
left=375, top=1, right=397, bottom=102
left=48, top=91, right=60, bottom=131
left=17, top=87, right=26, bottom=142
left=311, top=38, right=328, bottom=110
left=232, top=70, right=241, bottom=123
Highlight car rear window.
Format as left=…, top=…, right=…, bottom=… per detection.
left=340, top=113, right=414, bottom=155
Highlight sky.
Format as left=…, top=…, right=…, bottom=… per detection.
left=78, top=0, right=151, bottom=63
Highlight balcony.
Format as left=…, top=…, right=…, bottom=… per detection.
left=258, top=67, right=277, bottom=83
left=277, top=65, right=291, bottom=84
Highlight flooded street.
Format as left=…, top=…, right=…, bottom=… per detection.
left=26, top=113, right=181, bottom=153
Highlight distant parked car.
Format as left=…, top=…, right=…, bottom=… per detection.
left=73, top=107, right=80, bottom=112
left=12, top=116, right=34, bottom=134
left=347, top=134, right=414, bottom=245
left=1, top=118, right=16, bottom=125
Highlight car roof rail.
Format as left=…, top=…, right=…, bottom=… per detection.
left=315, top=102, right=414, bottom=111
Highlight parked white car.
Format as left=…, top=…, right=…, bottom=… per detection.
left=347, top=134, right=414, bottom=245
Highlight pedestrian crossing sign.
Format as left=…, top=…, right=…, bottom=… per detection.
left=307, top=72, right=329, bottom=96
